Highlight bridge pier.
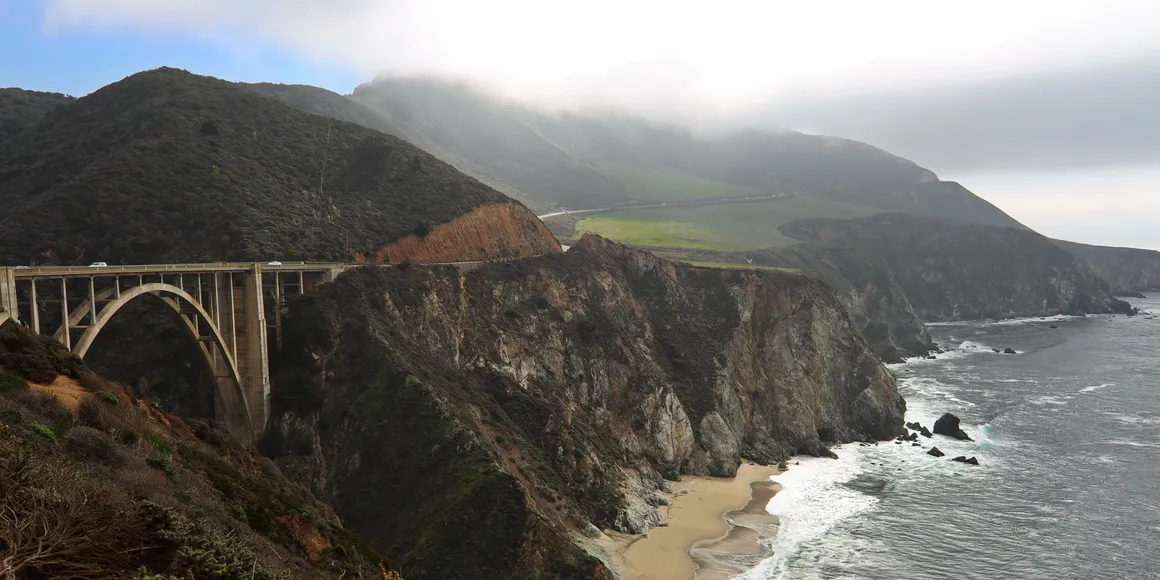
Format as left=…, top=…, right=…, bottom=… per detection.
left=0, top=268, right=16, bottom=327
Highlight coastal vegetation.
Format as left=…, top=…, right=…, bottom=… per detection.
left=0, top=321, right=396, bottom=579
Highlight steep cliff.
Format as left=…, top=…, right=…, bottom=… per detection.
left=780, top=214, right=1132, bottom=321
left=752, top=245, right=933, bottom=361
left=1054, top=239, right=1160, bottom=294
left=261, top=235, right=904, bottom=579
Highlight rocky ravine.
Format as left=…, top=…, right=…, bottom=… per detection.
left=261, top=235, right=905, bottom=580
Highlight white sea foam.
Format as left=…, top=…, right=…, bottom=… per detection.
left=1028, top=395, right=1073, bottom=407
left=739, top=450, right=874, bottom=580
left=1079, top=383, right=1113, bottom=393
left=1110, top=413, right=1160, bottom=426
left=1105, top=439, right=1160, bottom=449
left=926, top=313, right=1079, bottom=327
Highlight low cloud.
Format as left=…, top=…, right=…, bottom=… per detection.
left=41, top=0, right=1160, bottom=115
left=37, top=1, right=1160, bottom=186
left=750, top=56, right=1160, bottom=174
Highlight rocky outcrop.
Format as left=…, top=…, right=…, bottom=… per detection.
left=262, top=235, right=904, bottom=579
left=366, top=202, right=561, bottom=264
left=779, top=214, right=1131, bottom=322
left=933, top=413, right=972, bottom=441
left=752, top=245, right=933, bottom=361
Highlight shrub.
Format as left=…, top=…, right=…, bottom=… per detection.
left=146, top=455, right=179, bottom=482
left=63, top=426, right=127, bottom=465
left=0, top=370, right=28, bottom=395
left=0, top=438, right=142, bottom=578
left=14, top=389, right=75, bottom=429
left=28, top=421, right=57, bottom=443
left=77, top=395, right=144, bottom=444
left=98, top=390, right=120, bottom=405
left=412, top=221, right=433, bottom=238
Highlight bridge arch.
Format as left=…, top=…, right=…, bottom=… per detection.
left=71, top=283, right=252, bottom=434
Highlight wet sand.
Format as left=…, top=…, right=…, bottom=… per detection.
left=602, top=463, right=782, bottom=580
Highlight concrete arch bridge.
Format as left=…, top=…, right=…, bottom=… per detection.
left=0, top=262, right=350, bottom=442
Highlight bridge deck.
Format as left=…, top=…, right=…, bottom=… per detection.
left=9, top=262, right=347, bottom=279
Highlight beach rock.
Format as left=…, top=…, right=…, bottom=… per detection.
left=906, top=422, right=920, bottom=430
left=912, top=442, right=922, bottom=447
left=993, top=348, right=1001, bottom=353
left=933, top=413, right=973, bottom=441
left=908, top=432, right=919, bottom=441
left=927, top=447, right=945, bottom=457
left=926, top=355, right=937, bottom=360
left=895, top=440, right=902, bottom=444
left=966, top=457, right=980, bottom=466
left=778, top=461, right=788, bottom=470
left=1003, top=348, right=1017, bottom=354
left=582, top=523, right=603, bottom=538
left=920, top=426, right=933, bottom=438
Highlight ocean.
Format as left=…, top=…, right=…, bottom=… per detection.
left=745, top=293, right=1160, bottom=580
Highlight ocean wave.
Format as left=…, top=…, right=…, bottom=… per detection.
left=898, top=377, right=978, bottom=415
left=740, top=450, right=876, bottom=580
left=1109, top=413, right=1160, bottom=426
left=1079, top=383, right=1113, bottom=393
left=926, top=314, right=1080, bottom=327
left=1027, top=395, right=1073, bottom=407
left=1104, top=439, right=1160, bottom=449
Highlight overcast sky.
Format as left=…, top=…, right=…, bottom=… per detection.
left=24, top=0, right=1160, bottom=248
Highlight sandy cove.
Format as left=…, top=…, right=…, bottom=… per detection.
left=600, top=463, right=783, bottom=580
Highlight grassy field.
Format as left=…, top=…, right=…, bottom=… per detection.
left=573, top=195, right=879, bottom=251
left=680, top=260, right=801, bottom=272
left=593, top=161, right=759, bottom=202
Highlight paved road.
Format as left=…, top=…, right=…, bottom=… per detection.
left=536, top=192, right=791, bottom=220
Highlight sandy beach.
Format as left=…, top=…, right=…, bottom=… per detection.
left=602, top=463, right=783, bottom=580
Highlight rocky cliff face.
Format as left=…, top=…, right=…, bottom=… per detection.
left=752, top=246, right=933, bottom=362
left=1054, top=239, right=1160, bottom=294
left=780, top=214, right=1132, bottom=321
left=262, top=235, right=904, bottom=579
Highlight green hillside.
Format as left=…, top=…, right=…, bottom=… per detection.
left=571, top=195, right=880, bottom=251
left=591, top=161, right=759, bottom=202
left=0, top=68, right=522, bottom=266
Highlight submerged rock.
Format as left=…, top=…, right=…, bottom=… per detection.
left=920, top=426, right=933, bottom=438
left=933, top=413, right=973, bottom=441
left=951, top=456, right=980, bottom=465
left=966, top=457, right=980, bottom=466
left=927, top=447, right=945, bottom=457
left=1003, top=348, right=1017, bottom=354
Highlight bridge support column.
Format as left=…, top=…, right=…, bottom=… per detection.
left=239, top=265, right=270, bottom=438
left=0, top=268, right=16, bottom=326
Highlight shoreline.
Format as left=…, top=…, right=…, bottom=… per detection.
left=601, top=463, right=783, bottom=580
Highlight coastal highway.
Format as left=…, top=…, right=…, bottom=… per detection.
left=536, top=192, right=793, bottom=220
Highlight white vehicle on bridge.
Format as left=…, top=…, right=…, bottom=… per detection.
left=89, top=262, right=108, bottom=267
